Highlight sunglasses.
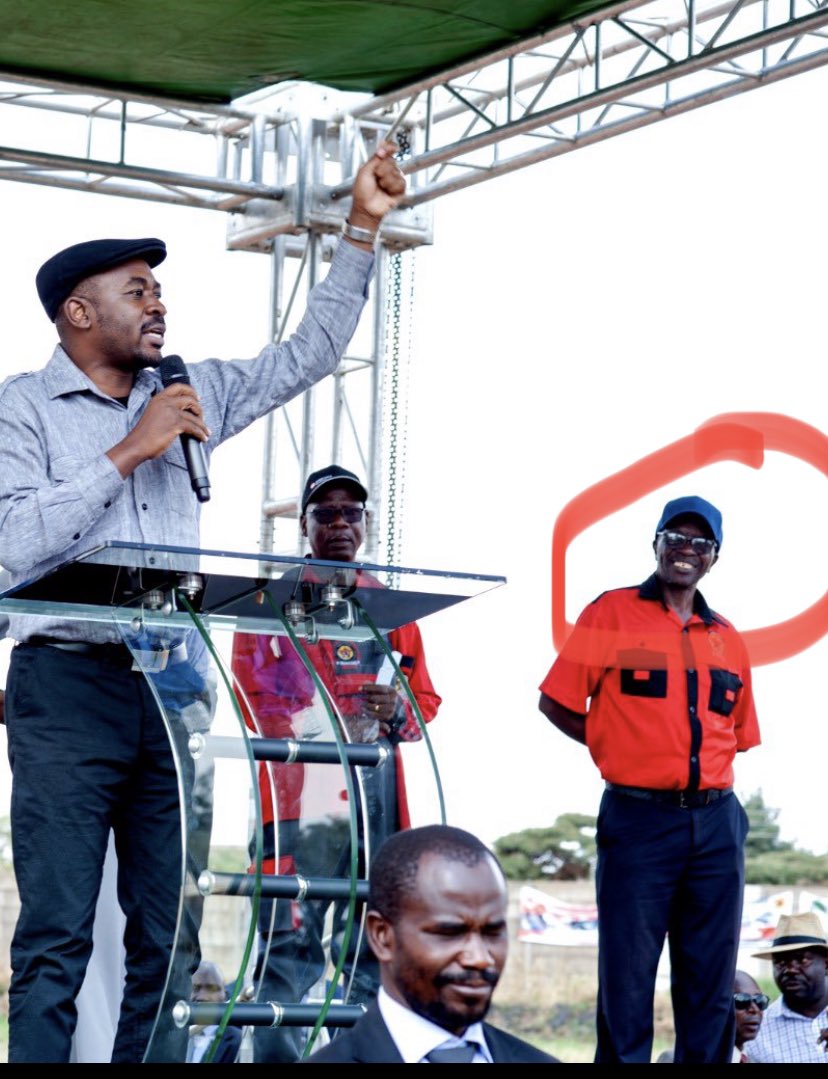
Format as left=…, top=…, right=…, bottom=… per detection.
left=733, top=993, right=769, bottom=1011
left=657, top=530, right=717, bottom=555
left=307, top=505, right=365, bottom=524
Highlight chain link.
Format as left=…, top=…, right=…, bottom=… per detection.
left=384, top=128, right=413, bottom=579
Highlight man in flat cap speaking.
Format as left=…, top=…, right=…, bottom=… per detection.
left=0, top=143, right=405, bottom=1063
left=538, top=496, right=759, bottom=1064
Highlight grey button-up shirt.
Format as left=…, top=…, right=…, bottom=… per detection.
left=0, top=239, right=373, bottom=642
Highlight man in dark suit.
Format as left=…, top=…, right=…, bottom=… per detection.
left=304, top=825, right=557, bottom=1063
left=186, top=961, right=242, bottom=1064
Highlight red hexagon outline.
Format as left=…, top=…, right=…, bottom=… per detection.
left=551, top=412, right=828, bottom=667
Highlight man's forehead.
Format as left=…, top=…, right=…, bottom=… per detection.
left=89, top=257, right=160, bottom=289
left=774, top=947, right=827, bottom=963
left=411, top=852, right=507, bottom=910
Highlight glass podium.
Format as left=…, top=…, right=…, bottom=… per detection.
left=0, top=542, right=505, bottom=1063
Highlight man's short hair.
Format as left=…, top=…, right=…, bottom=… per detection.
left=369, top=824, right=501, bottom=923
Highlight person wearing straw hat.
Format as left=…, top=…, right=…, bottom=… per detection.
left=745, top=912, right=828, bottom=1063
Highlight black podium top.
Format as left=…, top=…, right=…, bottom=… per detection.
left=0, top=541, right=505, bottom=637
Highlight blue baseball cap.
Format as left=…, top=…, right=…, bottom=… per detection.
left=656, top=496, right=723, bottom=548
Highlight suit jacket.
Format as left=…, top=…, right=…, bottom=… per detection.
left=302, top=1002, right=558, bottom=1064
left=189, top=1025, right=242, bottom=1064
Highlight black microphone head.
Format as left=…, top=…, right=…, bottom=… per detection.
left=160, top=354, right=190, bottom=387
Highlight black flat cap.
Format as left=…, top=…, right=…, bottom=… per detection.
left=36, top=237, right=167, bottom=321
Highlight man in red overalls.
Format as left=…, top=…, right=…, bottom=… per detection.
left=232, top=465, right=441, bottom=1060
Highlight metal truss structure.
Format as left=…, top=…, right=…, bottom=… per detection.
left=353, top=0, right=828, bottom=205
left=0, top=0, right=826, bottom=560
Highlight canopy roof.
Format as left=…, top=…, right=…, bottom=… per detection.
left=1, top=0, right=610, bottom=103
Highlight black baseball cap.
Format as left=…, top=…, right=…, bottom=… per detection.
left=301, top=465, right=368, bottom=512
left=36, top=237, right=167, bottom=321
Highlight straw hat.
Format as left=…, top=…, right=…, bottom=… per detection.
left=752, top=912, right=828, bottom=960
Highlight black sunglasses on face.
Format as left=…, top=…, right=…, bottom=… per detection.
left=733, top=993, right=769, bottom=1011
left=308, top=505, right=365, bottom=524
left=657, top=530, right=717, bottom=555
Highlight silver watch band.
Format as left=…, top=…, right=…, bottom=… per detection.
left=341, top=220, right=378, bottom=244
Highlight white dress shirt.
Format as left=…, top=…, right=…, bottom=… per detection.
left=377, top=987, right=493, bottom=1063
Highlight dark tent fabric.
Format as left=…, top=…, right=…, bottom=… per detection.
left=0, top=1, right=614, bottom=103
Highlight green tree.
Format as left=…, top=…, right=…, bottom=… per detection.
left=742, top=790, right=792, bottom=857
left=494, top=814, right=597, bottom=881
left=745, top=850, right=828, bottom=886
left=740, top=790, right=828, bottom=883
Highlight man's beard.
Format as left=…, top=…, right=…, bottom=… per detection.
left=404, top=970, right=498, bottom=1034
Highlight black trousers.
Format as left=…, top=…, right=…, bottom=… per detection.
left=595, top=788, right=748, bottom=1063
left=5, top=644, right=195, bottom=1063
left=253, top=747, right=399, bottom=1062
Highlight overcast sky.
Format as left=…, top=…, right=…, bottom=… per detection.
left=0, top=63, right=825, bottom=855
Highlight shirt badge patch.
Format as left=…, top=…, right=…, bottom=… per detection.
left=336, top=644, right=356, bottom=662
left=708, top=631, right=725, bottom=658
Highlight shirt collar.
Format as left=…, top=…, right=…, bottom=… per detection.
left=42, top=343, right=159, bottom=403
left=779, top=997, right=828, bottom=1022
left=637, top=571, right=724, bottom=626
left=377, top=987, right=492, bottom=1064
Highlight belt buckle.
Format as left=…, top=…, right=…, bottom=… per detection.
left=131, top=647, right=170, bottom=673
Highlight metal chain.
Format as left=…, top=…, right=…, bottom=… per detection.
left=386, top=247, right=401, bottom=570
left=384, top=127, right=412, bottom=577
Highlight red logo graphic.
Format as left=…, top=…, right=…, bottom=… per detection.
left=552, top=413, right=828, bottom=667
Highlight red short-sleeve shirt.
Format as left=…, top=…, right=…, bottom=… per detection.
left=540, top=574, right=760, bottom=790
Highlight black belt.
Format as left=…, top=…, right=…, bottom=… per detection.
left=25, top=636, right=135, bottom=669
left=605, top=782, right=733, bottom=808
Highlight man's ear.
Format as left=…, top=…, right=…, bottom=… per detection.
left=62, top=295, right=94, bottom=330
left=366, top=909, right=395, bottom=962
left=300, top=513, right=308, bottom=539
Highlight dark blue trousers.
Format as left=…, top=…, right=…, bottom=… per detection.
left=5, top=644, right=190, bottom=1063
left=595, top=788, right=748, bottom=1064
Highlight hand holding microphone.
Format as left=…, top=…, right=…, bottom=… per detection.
left=106, top=356, right=211, bottom=491
left=159, top=355, right=211, bottom=503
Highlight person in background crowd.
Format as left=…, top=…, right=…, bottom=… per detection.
left=747, top=912, right=828, bottom=1063
left=733, top=970, right=768, bottom=1062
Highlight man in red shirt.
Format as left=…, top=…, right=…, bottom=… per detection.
left=538, top=496, right=759, bottom=1063
left=232, top=464, right=441, bottom=1061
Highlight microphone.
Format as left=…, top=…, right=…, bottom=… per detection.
left=159, top=355, right=211, bottom=504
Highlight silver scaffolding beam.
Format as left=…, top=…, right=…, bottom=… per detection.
left=0, top=0, right=825, bottom=559
left=344, top=0, right=828, bottom=204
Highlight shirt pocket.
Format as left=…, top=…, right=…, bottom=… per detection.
left=617, top=648, right=668, bottom=698
left=708, top=668, right=743, bottom=716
